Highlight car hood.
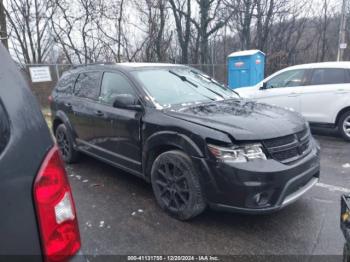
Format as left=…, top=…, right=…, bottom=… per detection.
left=163, top=99, right=307, bottom=141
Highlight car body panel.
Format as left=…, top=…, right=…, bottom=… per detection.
left=164, top=100, right=306, bottom=140
left=0, top=44, right=53, bottom=256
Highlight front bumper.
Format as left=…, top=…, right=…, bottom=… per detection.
left=192, top=139, right=320, bottom=214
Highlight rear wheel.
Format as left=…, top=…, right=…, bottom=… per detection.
left=338, top=110, right=350, bottom=142
left=55, top=124, right=79, bottom=163
left=151, top=150, right=206, bottom=221
left=344, top=243, right=350, bottom=262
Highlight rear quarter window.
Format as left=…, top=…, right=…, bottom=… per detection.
left=56, top=73, right=76, bottom=93
left=0, top=100, right=10, bottom=155
left=74, top=71, right=101, bottom=100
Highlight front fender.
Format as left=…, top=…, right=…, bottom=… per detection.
left=143, top=131, right=204, bottom=159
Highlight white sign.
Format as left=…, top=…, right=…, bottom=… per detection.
left=340, top=43, right=347, bottom=49
left=29, top=67, right=52, bottom=83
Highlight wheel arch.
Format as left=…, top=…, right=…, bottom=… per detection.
left=336, top=106, right=350, bottom=126
left=142, top=131, right=204, bottom=180
left=52, top=110, right=75, bottom=138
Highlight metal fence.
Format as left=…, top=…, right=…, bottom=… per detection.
left=23, top=63, right=228, bottom=108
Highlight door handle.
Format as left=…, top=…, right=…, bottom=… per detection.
left=95, top=110, right=104, bottom=117
left=336, top=89, right=348, bottom=94
left=65, top=102, right=72, bottom=108
left=288, top=92, right=299, bottom=97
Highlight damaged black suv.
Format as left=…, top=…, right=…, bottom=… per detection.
left=51, top=64, right=320, bottom=220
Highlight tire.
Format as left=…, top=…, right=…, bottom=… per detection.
left=151, top=150, right=206, bottom=221
left=338, top=110, right=350, bottom=142
left=344, top=243, right=350, bottom=262
left=55, top=124, right=79, bottom=163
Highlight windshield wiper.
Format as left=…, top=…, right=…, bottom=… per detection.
left=169, top=70, right=198, bottom=88
left=190, top=70, right=241, bottom=98
left=169, top=70, right=216, bottom=101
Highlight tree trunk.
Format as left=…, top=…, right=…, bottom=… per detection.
left=0, top=0, right=8, bottom=50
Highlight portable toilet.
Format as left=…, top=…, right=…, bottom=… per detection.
left=227, top=50, right=265, bottom=89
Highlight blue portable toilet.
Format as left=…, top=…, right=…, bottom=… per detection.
left=227, top=50, right=265, bottom=89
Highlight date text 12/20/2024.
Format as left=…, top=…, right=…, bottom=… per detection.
left=127, top=256, right=220, bottom=261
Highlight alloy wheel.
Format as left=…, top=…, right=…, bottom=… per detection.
left=154, top=159, right=191, bottom=212
left=56, top=129, right=70, bottom=159
left=343, top=115, right=350, bottom=138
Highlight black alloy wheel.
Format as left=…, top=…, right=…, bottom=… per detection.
left=151, top=150, right=206, bottom=220
left=55, top=124, right=79, bottom=163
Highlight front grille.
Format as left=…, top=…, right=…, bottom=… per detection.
left=263, top=129, right=312, bottom=164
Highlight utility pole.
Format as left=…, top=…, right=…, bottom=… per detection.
left=0, top=0, right=8, bottom=50
left=337, top=0, right=347, bottom=61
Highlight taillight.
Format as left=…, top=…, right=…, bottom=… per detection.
left=48, top=95, right=53, bottom=104
left=34, top=146, right=81, bottom=262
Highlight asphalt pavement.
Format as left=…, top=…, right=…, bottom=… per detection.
left=66, top=128, right=350, bottom=259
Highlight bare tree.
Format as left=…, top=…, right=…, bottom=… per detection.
left=313, top=0, right=336, bottom=61
left=226, top=0, right=255, bottom=50
left=194, top=0, right=233, bottom=64
left=51, top=0, right=105, bottom=64
left=4, top=0, right=55, bottom=63
left=0, top=0, right=8, bottom=49
left=134, top=0, right=172, bottom=62
left=169, top=0, right=193, bottom=63
left=254, top=0, right=280, bottom=52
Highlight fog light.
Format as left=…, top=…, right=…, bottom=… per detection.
left=342, top=212, right=350, bottom=223
left=254, top=192, right=269, bottom=206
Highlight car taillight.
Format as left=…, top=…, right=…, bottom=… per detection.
left=48, top=95, right=53, bottom=104
left=34, top=146, right=81, bottom=262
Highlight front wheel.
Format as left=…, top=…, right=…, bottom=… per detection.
left=338, top=110, right=350, bottom=142
left=151, top=150, right=206, bottom=220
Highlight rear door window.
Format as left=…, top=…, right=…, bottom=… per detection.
left=74, top=71, right=101, bottom=100
left=0, top=100, right=10, bottom=155
left=310, top=68, right=347, bottom=85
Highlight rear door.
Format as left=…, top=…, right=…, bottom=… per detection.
left=51, top=73, right=77, bottom=128
left=91, top=71, right=143, bottom=173
left=300, top=68, right=350, bottom=123
left=252, top=69, right=308, bottom=113
left=70, top=71, right=102, bottom=144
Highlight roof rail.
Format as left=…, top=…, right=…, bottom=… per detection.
left=71, top=62, right=115, bottom=69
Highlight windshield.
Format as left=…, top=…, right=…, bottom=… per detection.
left=132, top=68, right=239, bottom=107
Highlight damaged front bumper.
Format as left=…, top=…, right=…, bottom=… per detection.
left=192, top=140, right=320, bottom=214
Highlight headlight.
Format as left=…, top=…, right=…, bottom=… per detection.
left=342, top=211, right=350, bottom=223
left=208, top=143, right=267, bottom=163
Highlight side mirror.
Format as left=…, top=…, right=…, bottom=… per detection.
left=112, top=94, right=142, bottom=110
left=260, top=82, right=267, bottom=90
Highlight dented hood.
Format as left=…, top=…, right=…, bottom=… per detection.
left=163, top=99, right=306, bottom=141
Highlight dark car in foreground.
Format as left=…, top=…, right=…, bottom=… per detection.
left=0, top=43, right=82, bottom=261
left=51, top=63, right=320, bottom=220
left=341, top=195, right=350, bottom=262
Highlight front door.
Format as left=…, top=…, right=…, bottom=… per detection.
left=92, top=71, right=143, bottom=173
left=253, top=69, right=308, bottom=113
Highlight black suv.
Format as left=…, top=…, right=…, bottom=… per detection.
left=51, top=63, right=320, bottom=220
left=0, top=44, right=83, bottom=260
